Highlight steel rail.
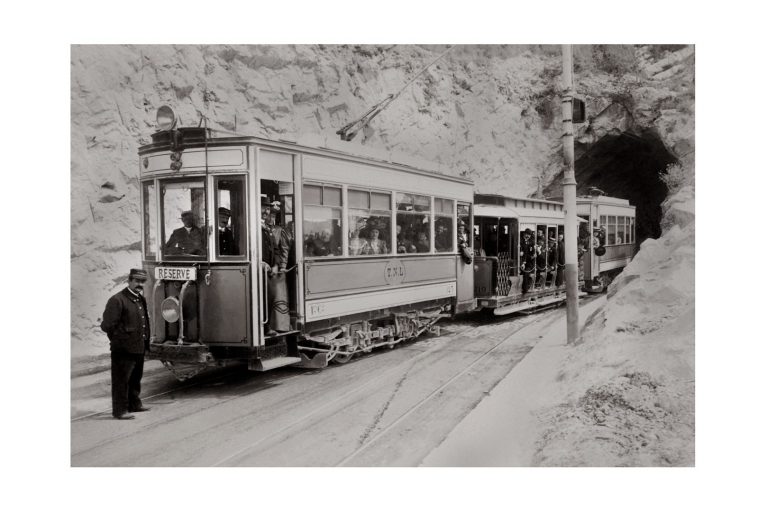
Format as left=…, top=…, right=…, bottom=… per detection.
left=334, top=317, right=546, bottom=466
left=210, top=318, right=537, bottom=466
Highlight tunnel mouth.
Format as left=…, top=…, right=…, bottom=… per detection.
left=545, top=129, right=677, bottom=243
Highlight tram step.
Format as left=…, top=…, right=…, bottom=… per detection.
left=249, top=356, right=302, bottom=372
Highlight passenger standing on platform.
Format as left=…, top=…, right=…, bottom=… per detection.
left=547, top=237, right=558, bottom=286
left=520, top=229, right=536, bottom=293
left=457, top=221, right=473, bottom=264
left=100, top=269, right=151, bottom=420
left=556, top=233, right=566, bottom=286
left=263, top=200, right=291, bottom=334
left=535, top=237, right=547, bottom=288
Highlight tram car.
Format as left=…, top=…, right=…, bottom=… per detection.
left=576, top=191, right=637, bottom=293
left=472, top=194, right=583, bottom=315
left=137, top=107, right=636, bottom=379
left=138, top=107, right=475, bottom=379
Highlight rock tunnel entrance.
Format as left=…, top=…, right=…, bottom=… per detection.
left=544, top=129, right=676, bottom=243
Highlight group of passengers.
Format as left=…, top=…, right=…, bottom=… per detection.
left=303, top=222, right=455, bottom=257
left=520, top=228, right=565, bottom=293
left=349, top=227, right=389, bottom=255
left=304, top=229, right=340, bottom=257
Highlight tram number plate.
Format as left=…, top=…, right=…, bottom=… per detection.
left=155, top=267, right=197, bottom=281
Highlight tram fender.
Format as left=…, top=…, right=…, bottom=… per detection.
left=147, top=342, right=213, bottom=364
left=293, top=351, right=329, bottom=369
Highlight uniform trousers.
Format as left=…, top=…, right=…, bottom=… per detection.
left=111, top=351, right=145, bottom=417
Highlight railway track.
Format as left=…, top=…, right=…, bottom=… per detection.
left=211, top=312, right=545, bottom=466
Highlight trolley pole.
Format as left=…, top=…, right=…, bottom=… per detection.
left=561, top=44, right=579, bottom=344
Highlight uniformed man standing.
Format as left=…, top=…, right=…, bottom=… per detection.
left=100, top=268, right=151, bottom=420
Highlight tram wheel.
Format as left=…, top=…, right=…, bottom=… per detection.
left=332, top=352, right=354, bottom=364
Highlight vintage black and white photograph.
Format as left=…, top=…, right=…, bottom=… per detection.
left=2, top=0, right=762, bottom=509
left=69, top=41, right=695, bottom=468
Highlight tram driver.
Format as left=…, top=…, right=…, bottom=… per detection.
left=164, top=210, right=205, bottom=256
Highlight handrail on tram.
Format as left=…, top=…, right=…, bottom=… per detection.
left=261, top=263, right=269, bottom=326
left=177, top=280, right=192, bottom=345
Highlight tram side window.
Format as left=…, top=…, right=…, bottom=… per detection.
left=215, top=177, right=246, bottom=258
left=434, top=198, right=454, bottom=253
left=616, top=216, right=625, bottom=245
left=606, top=215, right=617, bottom=245
left=348, top=189, right=392, bottom=256
left=396, top=193, right=431, bottom=253
left=630, top=217, right=635, bottom=244
left=142, top=181, right=157, bottom=259
left=161, top=179, right=207, bottom=260
left=303, top=184, right=342, bottom=257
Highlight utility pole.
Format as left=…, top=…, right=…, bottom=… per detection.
left=561, top=44, right=579, bottom=344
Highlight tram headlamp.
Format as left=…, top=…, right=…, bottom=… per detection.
left=157, top=105, right=176, bottom=131
left=161, top=296, right=181, bottom=323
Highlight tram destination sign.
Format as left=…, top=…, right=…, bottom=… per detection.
left=155, top=267, right=197, bottom=281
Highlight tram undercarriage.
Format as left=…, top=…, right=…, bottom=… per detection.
left=297, top=301, right=450, bottom=367
left=148, top=298, right=452, bottom=380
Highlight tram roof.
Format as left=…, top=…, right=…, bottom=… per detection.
left=575, top=195, right=632, bottom=207
left=474, top=204, right=520, bottom=218
left=138, top=129, right=473, bottom=186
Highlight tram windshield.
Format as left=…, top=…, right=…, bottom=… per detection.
left=161, top=179, right=207, bottom=260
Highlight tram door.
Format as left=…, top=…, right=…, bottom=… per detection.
left=256, top=150, right=298, bottom=343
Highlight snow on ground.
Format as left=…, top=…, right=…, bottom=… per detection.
left=533, top=186, right=695, bottom=466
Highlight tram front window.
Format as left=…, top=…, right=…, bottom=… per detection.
left=161, top=179, right=207, bottom=260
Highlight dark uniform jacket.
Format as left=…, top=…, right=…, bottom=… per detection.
left=219, top=227, right=239, bottom=255
left=165, top=226, right=205, bottom=255
left=262, top=225, right=276, bottom=266
left=520, top=238, right=536, bottom=271
left=535, top=244, right=547, bottom=269
left=100, top=288, right=151, bottom=354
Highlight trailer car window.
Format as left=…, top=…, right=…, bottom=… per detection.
left=607, top=215, right=617, bottom=245
left=617, top=216, right=625, bottom=245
